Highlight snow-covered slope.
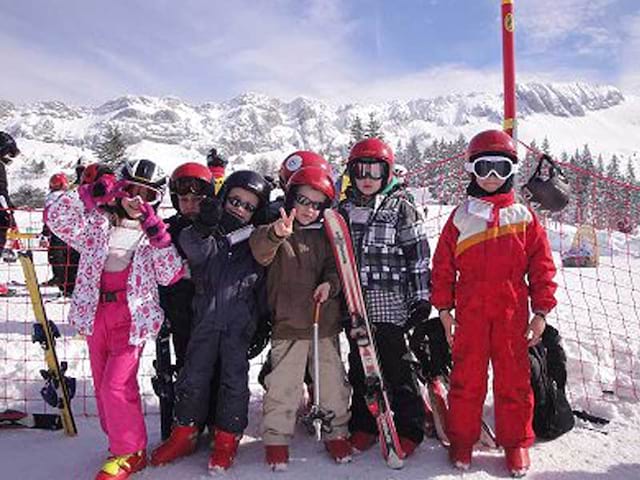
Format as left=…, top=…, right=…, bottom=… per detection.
left=1, top=81, right=638, bottom=192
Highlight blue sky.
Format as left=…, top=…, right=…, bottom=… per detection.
left=1, top=0, right=639, bottom=105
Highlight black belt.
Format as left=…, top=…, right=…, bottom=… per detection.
left=99, top=291, right=126, bottom=303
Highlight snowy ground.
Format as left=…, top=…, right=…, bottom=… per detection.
left=0, top=397, right=639, bottom=480
left=1, top=208, right=640, bottom=478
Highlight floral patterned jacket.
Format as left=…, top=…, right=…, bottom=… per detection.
left=45, top=191, right=184, bottom=346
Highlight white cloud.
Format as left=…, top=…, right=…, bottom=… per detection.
left=0, top=33, right=131, bottom=105
left=517, top=0, right=618, bottom=52
left=0, top=0, right=633, bottom=107
left=619, top=12, right=640, bottom=95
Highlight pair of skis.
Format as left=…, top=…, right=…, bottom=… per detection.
left=18, top=251, right=77, bottom=436
left=417, top=372, right=497, bottom=450
left=324, top=210, right=405, bottom=469
left=0, top=409, right=62, bottom=430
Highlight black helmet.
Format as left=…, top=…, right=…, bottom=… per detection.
left=521, top=154, right=571, bottom=213
left=0, top=132, right=19, bottom=164
left=218, top=170, right=271, bottom=223
left=206, top=148, right=228, bottom=168
left=119, top=159, right=167, bottom=206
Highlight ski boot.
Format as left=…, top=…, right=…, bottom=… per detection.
left=0, top=282, right=15, bottom=297
left=265, top=445, right=289, bottom=471
left=349, top=431, right=377, bottom=453
left=449, top=445, right=472, bottom=471
left=208, top=429, right=241, bottom=473
left=505, top=447, right=530, bottom=477
left=399, top=436, right=418, bottom=457
left=95, top=451, right=146, bottom=480
left=325, top=438, right=353, bottom=464
left=150, top=424, right=198, bottom=466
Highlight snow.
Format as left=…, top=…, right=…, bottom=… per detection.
left=0, top=403, right=639, bottom=479
left=1, top=208, right=640, bottom=478
left=3, top=81, right=639, bottom=196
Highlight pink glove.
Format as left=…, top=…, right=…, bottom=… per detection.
left=78, top=175, right=124, bottom=211
left=139, top=202, right=171, bottom=248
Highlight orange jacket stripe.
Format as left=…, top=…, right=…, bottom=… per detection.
left=455, top=222, right=528, bottom=257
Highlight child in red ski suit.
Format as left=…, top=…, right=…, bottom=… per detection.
left=431, top=130, right=557, bottom=477
left=46, top=159, right=183, bottom=480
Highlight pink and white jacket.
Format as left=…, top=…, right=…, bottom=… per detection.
left=45, top=191, right=184, bottom=346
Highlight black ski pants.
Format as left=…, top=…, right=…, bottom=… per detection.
left=347, top=323, right=425, bottom=444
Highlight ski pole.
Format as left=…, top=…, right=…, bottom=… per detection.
left=301, top=301, right=335, bottom=440
left=312, top=301, right=322, bottom=441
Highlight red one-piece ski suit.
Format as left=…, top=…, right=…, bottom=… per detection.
left=431, top=190, right=557, bottom=449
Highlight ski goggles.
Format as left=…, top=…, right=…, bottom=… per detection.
left=294, top=193, right=326, bottom=211
left=226, top=195, right=258, bottom=213
left=351, top=159, right=386, bottom=180
left=123, top=182, right=161, bottom=203
left=172, top=177, right=210, bottom=196
left=464, top=156, right=518, bottom=180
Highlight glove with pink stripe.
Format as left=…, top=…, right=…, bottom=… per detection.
left=139, top=202, right=171, bottom=248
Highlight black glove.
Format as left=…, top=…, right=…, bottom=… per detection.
left=408, top=316, right=451, bottom=379
left=405, top=300, right=432, bottom=332
left=193, top=197, right=222, bottom=235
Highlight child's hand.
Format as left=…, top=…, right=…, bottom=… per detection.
left=313, top=282, right=331, bottom=304
left=439, top=310, right=456, bottom=347
left=526, top=314, right=546, bottom=346
left=273, top=208, right=296, bottom=238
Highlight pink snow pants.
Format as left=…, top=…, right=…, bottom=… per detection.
left=86, top=267, right=146, bottom=455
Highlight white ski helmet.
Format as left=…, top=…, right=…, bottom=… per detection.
left=394, top=164, right=408, bottom=183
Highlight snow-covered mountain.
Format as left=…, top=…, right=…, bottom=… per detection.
left=1, top=81, right=638, bottom=190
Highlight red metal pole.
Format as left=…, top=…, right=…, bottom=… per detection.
left=502, top=0, right=516, bottom=140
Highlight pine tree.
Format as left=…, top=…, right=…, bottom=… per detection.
left=365, top=112, right=384, bottom=140
left=625, top=159, right=640, bottom=233
left=395, top=140, right=404, bottom=166
left=606, top=154, right=621, bottom=179
left=404, top=137, right=422, bottom=172
left=349, top=115, right=365, bottom=145
left=541, top=137, right=551, bottom=154
left=95, top=124, right=127, bottom=168
left=520, top=139, right=539, bottom=188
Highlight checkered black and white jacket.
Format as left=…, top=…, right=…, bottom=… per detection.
left=340, top=183, right=431, bottom=326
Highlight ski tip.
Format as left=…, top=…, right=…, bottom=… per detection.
left=386, top=452, right=405, bottom=470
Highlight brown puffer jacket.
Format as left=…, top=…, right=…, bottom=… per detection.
left=249, top=222, right=343, bottom=340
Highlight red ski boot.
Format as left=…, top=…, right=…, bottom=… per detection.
left=399, top=436, right=418, bottom=457
left=150, top=425, right=198, bottom=466
left=0, top=282, right=13, bottom=296
left=449, top=445, right=472, bottom=471
left=325, top=438, right=353, bottom=464
left=95, top=451, right=146, bottom=480
left=265, top=445, right=289, bottom=471
left=208, top=429, right=241, bottom=473
left=349, top=431, right=377, bottom=453
left=505, top=447, right=530, bottom=477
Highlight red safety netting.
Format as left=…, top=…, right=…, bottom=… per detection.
left=408, top=143, right=640, bottom=415
left=1, top=153, right=638, bottom=419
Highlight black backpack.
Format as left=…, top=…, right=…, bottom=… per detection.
left=529, top=325, right=575, bottom=439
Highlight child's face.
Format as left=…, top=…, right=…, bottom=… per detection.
left=120, top=183, right=158, bottom=219
left=224, top=187, right=259, bottom=223
left=475, top=173, right=507, bottom=193
left=292, top=185, right=327, bottom=225
left=352, top=161, right=385, bottom=197
left=178, top=193, right=205, bottom=219
left=355, top=177, right=382, bottom=196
